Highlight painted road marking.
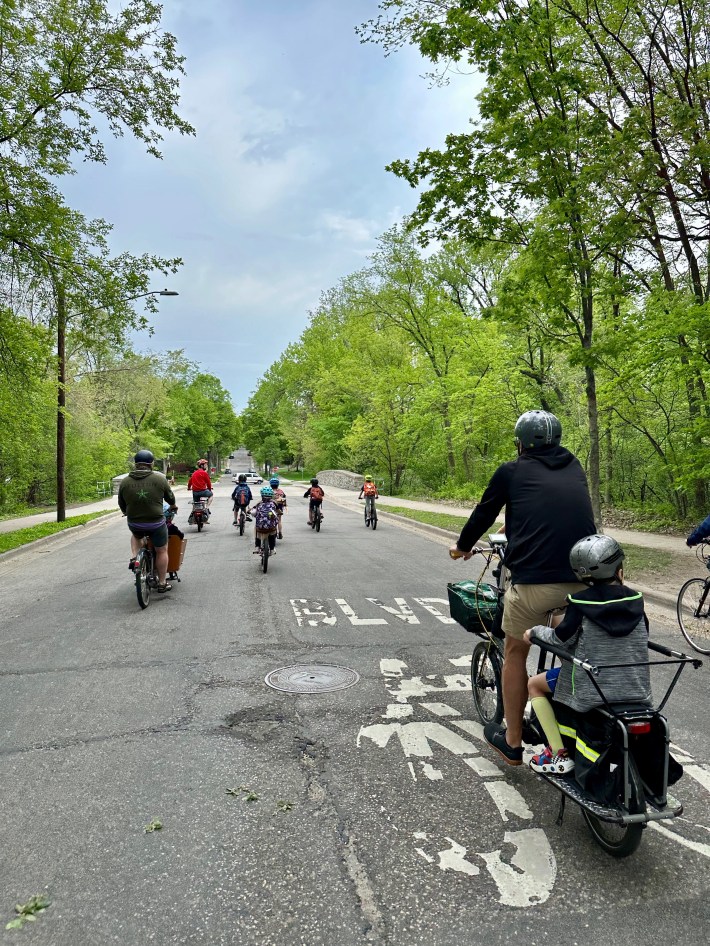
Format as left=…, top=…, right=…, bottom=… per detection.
left=290, top=597, right=455, bottom=626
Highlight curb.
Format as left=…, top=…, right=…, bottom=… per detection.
left=0, top=511, right=122, bottom=563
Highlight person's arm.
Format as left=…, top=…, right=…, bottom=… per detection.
left=687, top=512, right=710, bottom=546
left=206, top=475, right=212, bottom=489
left=304, top=488, right=311, bottom=498
left=117, top=488, right=127, bottom=515
left=527, top=603, right=583, bottom=648
left=456, top=464, right=510, bottom=552
left=187, top=474, right=194, bottom=491
left=358, top=489, right=363, bottom=498
left=164, top=483, right=176, bottom=506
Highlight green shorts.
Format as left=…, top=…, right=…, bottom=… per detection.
left=502, top=582, right=587, bottom=640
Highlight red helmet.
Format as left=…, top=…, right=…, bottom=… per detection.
left=197, top=458, right=208, bottom=467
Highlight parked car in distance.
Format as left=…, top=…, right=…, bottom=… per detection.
left=224, top=468, right=232, bottom=474
left=245, top=472, right=263, bottom=484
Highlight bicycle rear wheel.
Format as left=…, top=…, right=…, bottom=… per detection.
left=677, top=577, right=710, bottom=654
left=239, top=513, right=245, bottom=536
left=315, top=513, right=321, bottom=533
left=581, top=757, right=645, bottom=858
left=371, top=514, right=377, bottom=531
left=135, top=549, right=151, bottom=609
left=471, top=640, right=503, bottom=725
left=262, top=538, right=269, bottom=573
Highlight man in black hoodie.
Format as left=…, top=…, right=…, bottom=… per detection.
left=451, top=410, right=596, bottom=765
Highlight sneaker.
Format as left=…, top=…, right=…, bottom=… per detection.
left=128, top=558, right=137, bottom=571
left=246, top=515, right=252, bottom=522
left=483, top=723, right=523, bottom=766
left=278, top=533, right=283, bottom=539
left=252, top=548, right=261, bottom=555
left=530, top=747, right=574, bottom=774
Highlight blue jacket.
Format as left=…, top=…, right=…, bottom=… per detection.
left=687, top=513, right=710, bottom=546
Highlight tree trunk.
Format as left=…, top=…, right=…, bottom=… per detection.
left=56, top=283, right=67, bottom=523
left=584, top=362, right=602, bottom=528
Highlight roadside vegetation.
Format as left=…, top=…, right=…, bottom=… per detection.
left=0, top=2, right=239, bottom=519
left=0, top=511, right=116, bottom=555
left=241, top=2, right=710, bottom=535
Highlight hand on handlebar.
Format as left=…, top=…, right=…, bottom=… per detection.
left=449, top=544, right=476, bottom=561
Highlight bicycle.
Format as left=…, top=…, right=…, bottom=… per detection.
left=363, top=495, right=378, bottom=530
left=311, top=505, right=323, bottom=532
left=234, top=504, right=247, bottom=536
left=256, top=530, right=273, bottom=573
left=448, top=535, right=508, bottom=725
left=133, top=537, right=158, bottom=609
left=676, top=542, right=710, bottom=654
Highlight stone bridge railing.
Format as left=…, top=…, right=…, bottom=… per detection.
left=315, top=469, right=363, bottom=490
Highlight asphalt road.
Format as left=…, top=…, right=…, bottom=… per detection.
left=1, top=476, right=708, bottom=945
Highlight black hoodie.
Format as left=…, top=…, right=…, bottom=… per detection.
left=457, top=446, right=596, bottom=583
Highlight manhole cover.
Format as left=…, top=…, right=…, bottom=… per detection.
left=265, top=664, right=360, bottom=693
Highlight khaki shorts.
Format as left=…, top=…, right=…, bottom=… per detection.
left=502, top=582, right=587, bottom=640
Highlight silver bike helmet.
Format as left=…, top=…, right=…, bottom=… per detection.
left=514, top=410, right=562, bottom=449
left=570, top=534, right=624, bottom=582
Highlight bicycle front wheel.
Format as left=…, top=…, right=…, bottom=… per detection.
left=262, top=540, right=269, bottom=573
left=239, top=515, right=245, bottom=536
left=471, top=640, right=503, bottom=725
left=135, top=550, right=151, bottom=609
left=315, top=514, right=321, bottom=533
left=677, top=577, right=710, bottom=654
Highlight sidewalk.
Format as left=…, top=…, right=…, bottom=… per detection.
left=0, top=486, right=189, bottom=534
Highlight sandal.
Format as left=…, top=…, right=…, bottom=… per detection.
left=157, top=582, right=172, bottom=593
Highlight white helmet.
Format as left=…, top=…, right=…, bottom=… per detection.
left=570, top=534, right=624, bottom=582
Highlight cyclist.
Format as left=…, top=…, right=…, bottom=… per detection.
left=524, top=535, right=651, bottom=774
left=270, top=476, right=287, bottom=539
left=358, top=474, right=379, bottom=525
left=449, top=410, right=595, bottom=765
left=117, top=449, right=176, bottom=593
left=231, top=474, right=253, bottom=526
left=686, top=514, right=710, bottom=547
left=303, top=478, right=325, bottom=526
left=251, top=485, right=279, bottom=554
left=164, top=501, right=185, bottom=541
left=187, top=459, right=213, bottom=514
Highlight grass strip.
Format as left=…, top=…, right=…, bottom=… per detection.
left=378, top=505, right=471, bottom=533
left=0, top=511, right=115, bottom=554
left=378, top=506, right=673, bottom=582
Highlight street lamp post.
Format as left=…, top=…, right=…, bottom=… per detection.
left=55, top=287, right=178, bottom=522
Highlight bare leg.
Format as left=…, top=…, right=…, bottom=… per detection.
left=502, top=636, right=531, bottom=748
left=156, top=546, right=168, bottom=584
left=130, top=535, right=141, bottom=557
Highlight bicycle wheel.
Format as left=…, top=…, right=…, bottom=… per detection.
left=677, top=577, right=710, bottom=654
left=239, top=513, right=245, bottom=536
left=372, top=514, right=377, bottom=531
left=471, top=640, right=504, bottom=725
left=315, top=513, right=321, bottom=533
left=197, top=518, right=203, bottom=532
left=582, top=757, right=645, bottom=858
left=135, top=549, right=151, bottom=609
left=262, top=539, right=269, bottom=573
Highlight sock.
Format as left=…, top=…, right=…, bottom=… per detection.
left=531, top=697, right=565, bottom=755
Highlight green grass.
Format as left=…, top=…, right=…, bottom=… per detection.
left=0, top=511, right=115, bottom=554
left=621, top=544, right=674, bottom=581
left=379, top=505, right=471, bottom=533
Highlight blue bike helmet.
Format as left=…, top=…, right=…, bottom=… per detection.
left=270, top=477, right=279, bottom=487
left=260, top=486, right=274, bottom=498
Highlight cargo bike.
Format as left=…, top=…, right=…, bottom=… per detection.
left=448, top=536, right=703, bottom=857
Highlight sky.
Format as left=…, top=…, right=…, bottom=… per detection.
left=61, top=0, right=481, bottom=412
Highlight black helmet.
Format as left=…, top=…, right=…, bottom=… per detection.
left=238, top=473, right=247, bottom=482
left=311, top=478, right=319, bottom=486
left=514, top=410, right=562, bottom=449
left=134, top=449, right=154, bottom=465
left=570, top=534, right=624, bottom=582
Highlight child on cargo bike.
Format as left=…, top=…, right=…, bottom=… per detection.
left=524, top=534, right=652, bottom=774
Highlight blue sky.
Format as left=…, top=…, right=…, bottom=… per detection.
left=61, top=1, right=480, bottom=411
